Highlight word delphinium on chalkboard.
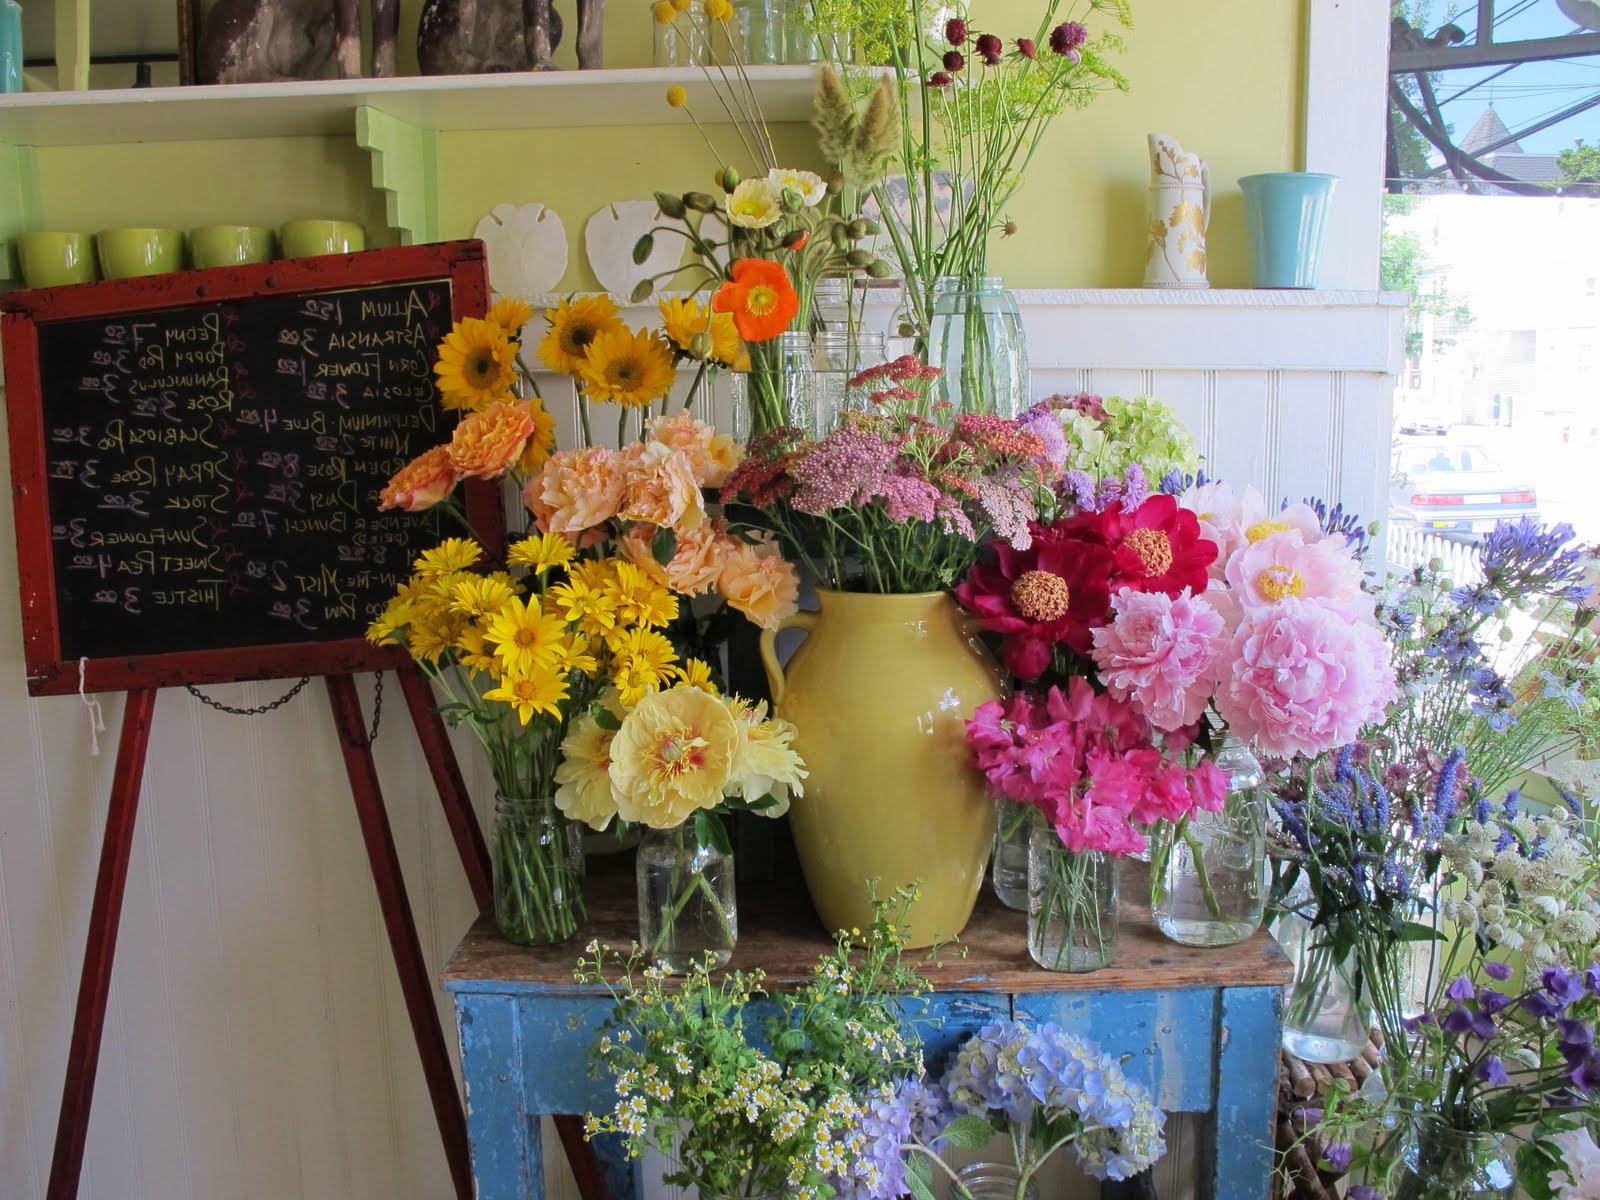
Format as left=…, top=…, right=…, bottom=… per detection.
left=372, top=302, right=806, bottom=952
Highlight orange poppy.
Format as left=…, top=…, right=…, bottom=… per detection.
left=711, top=258, right=800, bottom=343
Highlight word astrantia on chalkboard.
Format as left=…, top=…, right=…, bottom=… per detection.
left=37, top=279, right=454, bottom=661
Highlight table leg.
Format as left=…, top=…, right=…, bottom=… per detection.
left=456, top=993, right=545, bottom=1200
left=1207, top=985, right=1284, bottom=1200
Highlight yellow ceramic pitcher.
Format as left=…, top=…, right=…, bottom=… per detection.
left=760, top=589, right=1001, bottom=948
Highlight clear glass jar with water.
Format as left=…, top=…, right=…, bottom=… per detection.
left=1279, top=908, right=1371, bottom=1063
left=990, top=796, right=1030, bottom=911
left=954, top=1162, right=1038, bottom=1200
left=926, top=275, right=1029, bottom=417
left=637, top=824, right=737, bottom=973
left=653, top=0, right=708, bottom=65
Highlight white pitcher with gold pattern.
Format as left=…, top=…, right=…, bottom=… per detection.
left=1143, top=133, right=1211, bottom=288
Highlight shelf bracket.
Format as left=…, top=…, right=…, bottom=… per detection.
left=355, top=106, right=439, bottom=246
left=0, top=141, right=40, bottom=283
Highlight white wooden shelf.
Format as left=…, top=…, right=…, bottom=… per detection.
left=0, top=65, right=821, bottom=146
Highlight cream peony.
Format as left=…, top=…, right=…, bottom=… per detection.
left=608, top=685, right=739, bottom=828
left=621, top=441, right=706, bottom=532
left=722, top=696, right=805, bottom=816
left=523, top=445, right=628, bottom=534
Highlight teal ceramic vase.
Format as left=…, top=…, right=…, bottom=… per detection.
left=1239, top=172, right=1338, bottom=289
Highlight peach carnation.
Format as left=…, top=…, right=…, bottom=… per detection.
left=447, top=399, right=538, bottom=479
left=379, top=445, right=459, bottom=512
left=718, top=535, right=799, bottom=630
left=647, top=412, right=744, bottom=488
left=620, top=442, right=706, bottom=532
left=523, top=445, right=627, bottom=534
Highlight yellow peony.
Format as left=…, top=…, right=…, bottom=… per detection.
left=578, top=327, right=677, bottom=408
left=554, top=693, right=627, bottom=830
left=435, top=317, right=517, bottom=411
left=539, top=294, right=625, bottom=375
left=608, top=685, right=739, bottom=828
left=723, top=697, right=806, bottom=816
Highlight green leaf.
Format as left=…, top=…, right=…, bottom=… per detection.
left=905, top=1157, right=936, bottom=1200
left=651, top=526, right=678, bottom=566
left=1396, top=920, right=1446, bottom=944
left=695, top=810, right=733, bottom=856
left=746, top=792, right=779, bottom=811
left=591, top=705, right=621, bottom=731
left=938, top=1114, right=996, bottom=1151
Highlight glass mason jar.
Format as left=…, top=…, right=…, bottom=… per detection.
left=1027, top=813, right=1118, bottom=973
left=813, top=328, right=888, bottom=435
left=1150, top=736, right=1268, bottom=947
left=637, top=824, right=738, bottom=972
left=811, top=276, right=852, bottom=329
left=653, top=0, right=708, bottom=65
left=1391, top=1114, right=1515, bottom=1200
left=926, top=275, right=1029, bottom=417
left=491, top=795, right=585, bottom=946
left=1279, top=908, right=1370, bottom=1063
left=954, top=1162, right=1039, bottom=1200
left=990, top=796, right=1031, bottom=911
left=731, top=330, right=812, bottom=440
left=736, top=0, right=785, bottom=62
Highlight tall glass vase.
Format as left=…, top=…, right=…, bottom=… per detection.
left=954, top=1163, right=1039, bottom=1200
left=926, top=275, right=1029, bottom=417
left=1027, top=814, right=1117, bottom=973
left=731, top=330, right=813, bottom=440
left=1280, top=909, right=1370, bottom=1063
left=1150, top=735, right=1268, bottom=947
left=990, top=796, right=1030, bottom=911
left=637, top=824, right=738, bottom=972
left=491, top=795, right=585, bottom=946
left=1392, top=1114, right=1515, bottom=1200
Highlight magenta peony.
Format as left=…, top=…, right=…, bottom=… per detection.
left=1089, top=587, right=1227, bottom=732
left=1215, top=597, right=1398, bottom=759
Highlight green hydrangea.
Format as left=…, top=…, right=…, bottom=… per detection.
left=1060, top=394, right=1200, bottom=483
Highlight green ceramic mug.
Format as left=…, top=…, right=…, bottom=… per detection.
left=97, top=227, right=184, bottom=279
left=279, top=219, right=365, bottom=259
left=17, top=231, right=98, bottom=287
left=190, top=224, right=275, bottom=269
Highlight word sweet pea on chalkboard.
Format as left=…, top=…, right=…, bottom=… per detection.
left=3, top=241, right=492, bottom=696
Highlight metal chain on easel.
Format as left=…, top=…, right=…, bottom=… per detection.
left=185, top=672, right=384, bottom=744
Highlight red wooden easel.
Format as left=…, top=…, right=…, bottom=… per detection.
left=3, top=245, right=612, bottom=1200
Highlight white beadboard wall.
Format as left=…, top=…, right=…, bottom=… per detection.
left=0, top=289, right=1404, bottom=1200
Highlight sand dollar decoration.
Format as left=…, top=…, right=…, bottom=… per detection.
left=585, top=200, right=682, bottom=301
left=474, top=202, right=568, bottom=298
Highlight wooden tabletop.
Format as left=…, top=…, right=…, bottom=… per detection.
left=442, top=856, right=1293, bottom=996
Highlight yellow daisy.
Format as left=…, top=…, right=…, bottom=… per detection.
left=554, top=632, right=600, bottom=677
left=434, top=317, right=517, bottom=411
left=366, top=608, right=404, bottom=646
left=487, top=296, right=536, bottom=340
left=415, top=538, right=483, bottom=577
left=611, top=625, right=679, bottom=695
left=408, top=609, right=467, bottom=662
left=674, top=656, right=718, bottom=693
left=484, top=666, right=569, bottom=725
left=577, top=327, right=677, bottom=409
left=658, top=297, right=746, bottom=369
left=454, top=624, right=500, bottom=674
left=516, top=400, right=558, bottom=476
left=508, top=530, right=577, bottom=574
left=548, top=576, right=621, bottom=639
left=539, top=295, right=624, bottom=375
left=449, top=574, right=519, bottom=619
left=610, top=560, right=680, bottom=628
left=484, top=595, right=571, bottom=675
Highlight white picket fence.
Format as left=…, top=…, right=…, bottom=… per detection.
left=1386, top=521, right=1486, bottom=585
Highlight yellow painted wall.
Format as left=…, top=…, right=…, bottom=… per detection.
left=29, top=0, right=1305, bottom=290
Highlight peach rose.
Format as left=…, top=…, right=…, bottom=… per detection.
left=718, top=536, right=799, bottom=630
left=647, top=412, right=745, bottom=488
left=522, top=446, right=628, bottom=534
left=447, top=399, right=538, bottom=479
left=620, top=519, right=735, bottom=596
left=616, top=522, right=671, bottom=587
left=379, top=444, right=459, bottom=512
left=620, top=442, right=705, bottom=532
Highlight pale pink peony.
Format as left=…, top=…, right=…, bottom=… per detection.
left=1089, top=587, right=1227, bottom=732
left=1235, top=487, right=1325, bottom=547
left=1178, top=480, right=1249, bottom=572
left=620, top=442, right=706, bottom=532
left=1215, top=597, right=1397, bottom=759
left=522, top=446, right=627, bottom=534
left=1224, top=529, right=1372, bottom=619
left=647, top=412, right=744, bottom=488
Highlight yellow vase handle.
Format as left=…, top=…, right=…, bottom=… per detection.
left=758, top=611, right=817, bottom=706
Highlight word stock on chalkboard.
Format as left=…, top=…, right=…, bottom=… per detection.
left=3, top=241, right=492, bottom=696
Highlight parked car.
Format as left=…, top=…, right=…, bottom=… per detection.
left=1390, top=434, right=1538, bottom=541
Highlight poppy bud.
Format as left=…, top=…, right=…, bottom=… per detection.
left=845, top=218, right=869, bottom=239
left=684, top=191, right=718, bottom=213
left=655, top=191, right=687, bottom=219
left=688, top=332, right=714, bottom=360
left=630, top=279, right=654, bottom=303
left=781, top=228, right=810, bottom=249
left=632, top=232, right=655, bottom=264
left=866, top=258, right=895, bottom=279
left=718, top=166, right=741, bottom=192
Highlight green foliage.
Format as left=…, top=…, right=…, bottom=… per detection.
left=1553, top=140, right=1600, bottom=194
left=1381, top=196, right=1473, bottom=359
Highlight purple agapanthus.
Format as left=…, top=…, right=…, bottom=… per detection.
left=1479, top=516, right=1594, bottom=605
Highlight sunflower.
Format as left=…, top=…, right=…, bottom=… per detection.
left=484, top=665, right=569, bottom=725
left=516, top=399, right=559, bottom=475
left=658, top=297, right=747, bottom=370
left=415, top=538, right=483, bottom=577
left=484, top=595, right=570, bottom=675
left=434, top=317, right=517, bottom=411
left=577, top=327, right=677, bottom=408
left=487, top=296, right=535, bottom=339
left=538, top=295, right=624, bottom=375
left=712, top=259, right=800, bottom=343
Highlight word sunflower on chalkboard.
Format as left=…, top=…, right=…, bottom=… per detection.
left=1, top=241, right=497, bottom=694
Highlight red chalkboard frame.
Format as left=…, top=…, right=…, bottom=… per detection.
left=2, top=239, right=501, bottom=697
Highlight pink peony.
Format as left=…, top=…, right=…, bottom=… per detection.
left=1177, top=480, right=1248, bottom=573
left=1215, top=597, right=1397, bottom=759
left=1089, top=587, right=1226, bottom=732
left=1224, top=529, right=1372, bottom=619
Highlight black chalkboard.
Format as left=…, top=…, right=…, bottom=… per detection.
left=3, top=241, right=493, bottom=695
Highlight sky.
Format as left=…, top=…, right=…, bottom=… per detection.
left=1407, top=0, right=1600, bottom=155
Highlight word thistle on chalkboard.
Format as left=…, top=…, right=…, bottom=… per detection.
left=369, top=293, right=806, bottom=954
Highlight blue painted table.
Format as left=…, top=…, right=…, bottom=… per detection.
left=442, top=863, right=1292, bottom=1200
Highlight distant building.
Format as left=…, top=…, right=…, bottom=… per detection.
left=1411, top=106, right=1571, bottom=195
